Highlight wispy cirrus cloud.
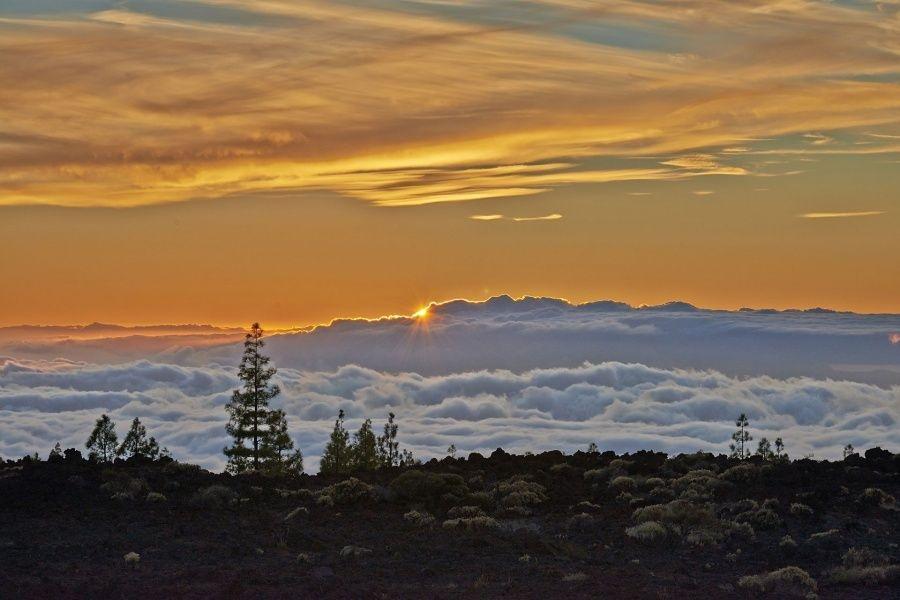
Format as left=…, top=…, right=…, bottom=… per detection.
left=0, top=0, right=898, bottom=207
left=800, top=211, right=886, bottom=219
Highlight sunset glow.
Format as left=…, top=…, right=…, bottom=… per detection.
left=1, top=0, right=899, bottom=325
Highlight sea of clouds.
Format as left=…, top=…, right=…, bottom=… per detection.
left=1, top=297, right=898, bottom=470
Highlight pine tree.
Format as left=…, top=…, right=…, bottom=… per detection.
left=351, top=419, right=379, bottom=471
left=587, top=442, right=599, bottom=454
left=224, top=323, right=282, bottom=473
left=262, top=409, right=303, bottom=476
left=320, top=409, right=351, bottom=474
left=376, top=412, right=399, bottom=468
left=86, top=414, right=118, bottom=462
left=729, top=413, right=752, bottom=460
left=117, top=417, right=161, bottom=460
left=49, top=442, right=63, bottom=461
left=843, top=443, right=856, bottom=459
left=447, top=444, right=457, bottom=459
left=756, top=437, right=773, bottom=460
left=774, top=437, right=788, bottom=462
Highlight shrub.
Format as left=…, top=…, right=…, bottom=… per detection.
left=671, top=469, right=728, bottom=499
left=390, top=470, right=468, bottom=506
left=860, top=487, right=895, bottom=508
left=562, top=572, right=588, bottom=582
left=284, top=506, right=309, bottom=522
left=496, top=477, right=548, bottom=512
left=566, top=513, right=595, bottom=529
left=685, top=529, right=722, bottom=547
left=790, top=503, right=814, bottom=518
left=830, top=565, right=900, bottom=586
left=780, top=535, right=798, bottom=551
left=100, top=471, right=148, bottom=500
left=340, top=545, right=372, bottom=559
left=642, top=477, right=666, bottom=490
left=123, top=552, right=140, bottom=568
left=318, top=477, right=376, bottom=506
left=842, top=546, right=889, bottom=568
left=573, top=501, right=603, bottom=514
left=191, top=485, right=238, bottom=509
left=610, top=476, right=636, bottom=492
left=403, top=510, right=435, bottom=527
left=146, top=492, right=167, bottom=503
left=738, top=566, right=817, bottom=597
left=625, top=521, right=667, bottom=544
left=633, top=500, right=716, bottom=529
left=464, top=491, right=495, bottom=511
left=549, top=463, right=579, bottom=477
left=442, top=516, right=498, bottom=530
left=448, top=505, right=485, bottom=519
left=720, top=463, right=760, bottom=483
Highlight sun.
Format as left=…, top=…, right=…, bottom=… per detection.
left=412, top=305, right=430, bottom=319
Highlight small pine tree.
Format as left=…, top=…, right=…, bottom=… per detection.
left=351, top=419, right=379, bottom=471
left=756, top=437, right=773, bottom=460
left=224, top=323, right=281, bottom=473
left=447, top=444, right=457, bottom=458
left=774, top=437, right=788, bottom=462
left=843, top=443, right=856, bottom=459
left=729, top=413, right=752, bottom=460
left=376, top=411, right=400, bottom=468
left=117, top=417, right=160, bottom=460
left=320, top=410, right=351, bottom=474
left=587, top=442, right=599, bottom=454
left=49, top=442, right=63, bottom=458
left=262, top=409, right=303, bottom=476
left=86, top=414, right=118, bottom=462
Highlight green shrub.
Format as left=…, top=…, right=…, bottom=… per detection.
left=610, top=476, right=636, bottom=492
left=146, top=492, right=167, bottom=503
left=390, top=470, right=468, bottom=506
left=830, top=565, right=900, bottom=586
left=720, top=463, right=760, bottom=483
left=318, top=477, right=376, bottom=506
left=738, top=566, right=817, bottom=597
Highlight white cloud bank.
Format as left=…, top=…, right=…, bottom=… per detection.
left=2, top=357, right=897, bottom=472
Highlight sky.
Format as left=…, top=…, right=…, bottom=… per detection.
left=1, top=0, right=900, bottom=327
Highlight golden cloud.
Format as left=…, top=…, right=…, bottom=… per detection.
left=0, top=0, right=898, bottom=207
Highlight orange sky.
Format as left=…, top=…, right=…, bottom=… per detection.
left=1, top=0, right=899, bottom=325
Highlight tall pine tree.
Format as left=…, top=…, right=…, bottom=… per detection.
left=224, top=323, right=283, bottom=473
left=351, top=419, right=378, bottom=471
left=319, top=409, right=351, bottom=474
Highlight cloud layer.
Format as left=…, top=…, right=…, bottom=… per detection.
left=1, top=0, right=899, bottom=206
left=1, top=357, right=897, bottom=471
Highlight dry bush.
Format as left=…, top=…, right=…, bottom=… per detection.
left=790, top=503, right=814, bottom=518
left=403, top=510, right=435, bottom=527
left=191, top=485, right=237, bottom=508
left=626, top=521, right=667, bottom=544
left=340, top=545, right=372, bottom=559
left=738, top=566, right=817, bottom=597
left=720, top=463, right=760, bottom=484
left=562, top=572, right=588, bottom=582
left=860, top=487, right=896, bottom=508
left=830, top=565, right=900, bottom=585
left=100, top=470, right=148, bottom=500
left=549, top=463, right=580, bottom=477
left=442, top=516, right=499, bottom=530
left=146, top=492, right=167, bottom=503
left=447, top=505, right=485, bottom=519
left=496, top=477, right=548, bottom=511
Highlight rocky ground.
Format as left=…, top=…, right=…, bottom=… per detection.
left=1, top=448, right=898, bottom=599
